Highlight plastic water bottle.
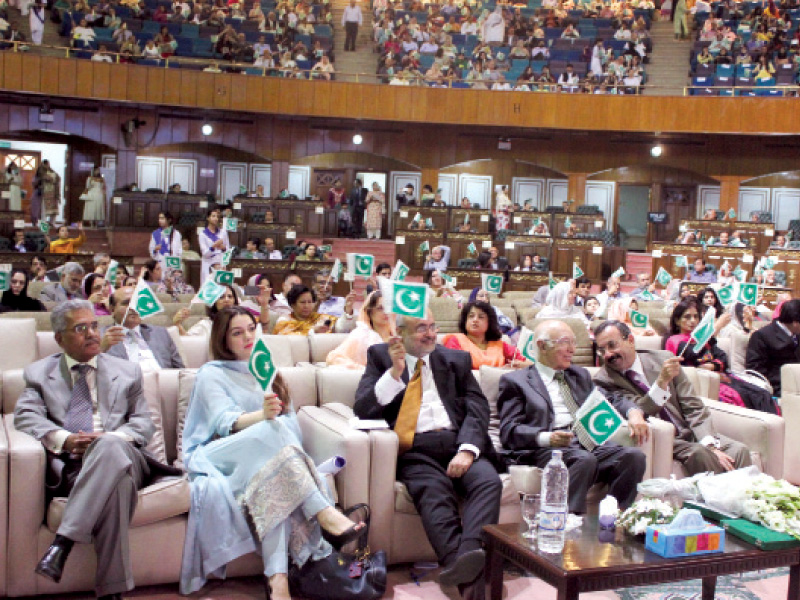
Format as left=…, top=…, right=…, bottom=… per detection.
left=538, top=450, right=569, bottom=554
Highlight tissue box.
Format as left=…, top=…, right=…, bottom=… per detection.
left=645, top=522, right=725, bottom=558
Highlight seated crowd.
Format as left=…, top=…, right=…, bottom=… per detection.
left=689, top=0, right=800, bottom=95
left=375, top=0, right=653, bottom=92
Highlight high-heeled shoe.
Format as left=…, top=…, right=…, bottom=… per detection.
left=321, top=522, right=365, bottom=550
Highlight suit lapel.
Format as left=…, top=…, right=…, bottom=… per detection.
left=96, top=355, right=120, bottom=429
left=49, top=355, right=73, bottom=422
left=429, top=350, right=460, bottom=423
left=527, top=366, right=555, bottom=415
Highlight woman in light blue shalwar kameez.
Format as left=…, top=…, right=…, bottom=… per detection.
left=180, top=306, right=364, bottom=598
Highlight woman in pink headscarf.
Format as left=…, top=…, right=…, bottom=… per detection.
left=326, top=290, right=396, bottom=369
left=607, top=296, right=657, bottom=336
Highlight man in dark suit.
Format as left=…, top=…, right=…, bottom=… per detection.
left=497, top=320, right=647, bottom=514
left=101, top=287, right=184, bottom=370
left=14, top=299, right=155, bottom=600
left=746, top=298, right=800, bottom=396
left=355, top=311, right=501, bottom=598
left=349, top=178, right=367, bottom=238
left=594, top=320, right=751, bottom=474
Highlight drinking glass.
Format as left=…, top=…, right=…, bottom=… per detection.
left=521, top=493, right=540, bottom=540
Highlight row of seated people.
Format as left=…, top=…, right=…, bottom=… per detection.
left=0, top=265, right=791, bottom=597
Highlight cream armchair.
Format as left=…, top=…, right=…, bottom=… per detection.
left=780, top=364, right=800, bottom=485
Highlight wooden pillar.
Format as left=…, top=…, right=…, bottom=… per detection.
left=421, top=168, right=438, bottom=196
left=567, top=173, right=587, bottom=208
left=717, top=176, right=742, bottom=214
left=270, top=160, right=290, bottom=198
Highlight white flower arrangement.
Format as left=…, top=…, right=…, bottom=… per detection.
left=742, top=475, right=800, bottom=540
left=615, top=498, right=676, bottom=536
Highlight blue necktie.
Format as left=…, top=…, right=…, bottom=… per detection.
left=63, top=364, right=94, bottom=434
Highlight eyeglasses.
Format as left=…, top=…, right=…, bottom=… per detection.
left=69, top=321, right=100, bottom=335
left=551, top=336, right=577, bottom=348
left=413, top=324, right=440, bottom=335
left=596, top=339, right=623, bottom=355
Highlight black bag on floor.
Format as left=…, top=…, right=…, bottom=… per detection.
left=288, top=504, right=387, bottom=600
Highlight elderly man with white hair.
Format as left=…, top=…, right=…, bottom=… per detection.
left=40, top=262, right=85, bottom=303
left=497, top=320, right=648, bottom=514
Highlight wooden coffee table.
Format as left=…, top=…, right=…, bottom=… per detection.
left=484, top=518, right=800, bottom=600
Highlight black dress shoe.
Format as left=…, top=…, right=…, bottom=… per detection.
left=321, top=522, right=366, bottom=551
left=34, top=538, right=73, bottom=584
left=439, top=549, right=486, bottom=587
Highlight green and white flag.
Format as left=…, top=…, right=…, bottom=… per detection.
left=463, top=213, right=470, bottom=225
left=690, top=309, right=715, bottom=352
left=425, top=218, right=434, bottom=229
left=239, top=184, right=247, bottom=195
left=630, top=309, right=649, bottom=328
left=38, top=222, right=50, bottom=234
left=572, top=263, right=584, bottom=279
left=763, top=256, right=778, bottom=269
left=390, top=259, right=409, bottom=281
left=728, top=208, right=737, bottom=219
left=574, top=389, right=624, bottom=448
left=165, top=256, right=182, bottom=270
left=733, top=266, right=747, bottom=283
left=248, top=337, right=278, bottom=392
left=481, top=273, right=503, bottom=295
left=330, top=258, right=342, bottom=283
left=549, top=272, right=558, bottom=289
left=515, top=326, right=537, bottom=363
left=737, top=282, right=758, bottom=306
left=721, top=260, right=731, bottom=272
left=640, top=289, right=658, bottom=302
left=717, top=284, right=736, bottom=307
left=564, top=216, right=572, bottom=228
left=221, top=248, right=235, bottom=267
left=419, top=240, right=430, bottom=253
left=223, top=217, right=238, bottom=232
left=379, top=279, right=429, bottom=319
left=0, top=271, right=8, bottom=292
left=130, top=278, right=164, bottom=318
left=467, top=242, right=477, bottom=255
left=533, top=216, right=542, bottom=227
left=214, top=270, right=235, bottom=286
left=346, top=253, right=374, bottom=278
left=441, top=272, right=457, bottom=289
left=319, top=244, right=332, bottom=255
left=675, top=255, right=688, bottom=268
left=656, top=267, right=673, bottom=287
left=413, top=212, right=422, bottom=223
left=610, top=266, right=625, bottom=279
left=106, top=260, right=119, bottom=286
left=194, top=278, right=226, bottom=306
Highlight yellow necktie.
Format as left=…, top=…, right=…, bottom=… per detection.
left=395, top=359, right=424, bottom=455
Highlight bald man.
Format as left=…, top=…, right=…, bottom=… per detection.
left=497, top=320, right=647, bottom=514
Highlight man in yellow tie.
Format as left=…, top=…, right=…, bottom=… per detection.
left=355, top=311, right=502, bottom=599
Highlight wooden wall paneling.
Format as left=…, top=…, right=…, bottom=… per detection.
left=90, top=61, right=110, bottom=98
left=249, top=164, right=272, bottom=194
left=125, top=65, right=147, bottom=103
left=502, top=236, right=553, bottom=269
left=229, top=79, right=249, bottom=112
left=162, top=73, right=181, bottom=106
left=584, top=181, right=615, bottom=227
left=212, top=73, right=232, bottom=110
left=244, top=76, right=264, bottom=113
left=40, top=57, right=60, bottom=95
left=294, top=80, right=317, bottom=116
left=179, top=70, right=198, bottom=106
left=108, top=64, right=128, bottom=100
left=194, top=72, right=214, bottom=108
left=222, top=121, right=241, bottom=151
left=551, top=238, right=603, bottom=280
left=308, top=80, right=332, bottom=117
left=696, top=185, right=721, bottom=218
left=57, top=59, right=78, bottom=96
left=259, top=79, right=282, bottom=114
left=63, top=109, right=84, bottom=136
left=546, top=179, right=568, bottom=207
left=511, top=178, right=544, bottom=210
left=21, top=54, right=41, bottom=93
left=100, top=109, right=119, bottom=148
left=738, top=187, right=770, bottom=220
left=3, top=53, right=23, bottom=91
left=772, top=188, right=800, bottom=230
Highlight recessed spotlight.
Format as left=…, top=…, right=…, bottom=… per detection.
left=201, top=124, right=213, bottom=136
left=353, top=134, right=363, bottom=145
left=651, top=144, right=663, bottom=157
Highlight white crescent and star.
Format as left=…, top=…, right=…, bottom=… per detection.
left=588, top=409, right=615, bottom=437
left=250, top=349, right=271, bottom=382
left=396, top=289, right=422, bottom=314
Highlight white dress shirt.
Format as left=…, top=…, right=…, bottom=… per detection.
left=123, top=325, right=162, bottom=372
left=375, top=353, right=480, bottom=457
left=341, top=4, right=362, bottom=24
left=533, top=362, right=574, bottom=448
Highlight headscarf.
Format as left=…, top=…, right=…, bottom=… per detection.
left=607, top=296, right=656, bottom=335
left=0, top=268, right=45, bottom=312
left=537, top=281, right=584, bottom=319
left=325, top=291, right=395, bottom=368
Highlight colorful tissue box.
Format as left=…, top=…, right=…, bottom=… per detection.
left=645, top=510, right=725, bottom=558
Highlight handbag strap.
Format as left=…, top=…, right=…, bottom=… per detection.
left=342, top=503, right=371, bottom=553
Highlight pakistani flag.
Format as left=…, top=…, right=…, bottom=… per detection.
left=549, top=272, right=558, bottom=289
left=413, top=212, right=422, bottom=224
left=130, top=279, right=164, bottom=318
left=463, top=213, right=470, bottom=225
left=194, top=278, right=226, bottom=306
left=223, top=217, right=238, bottom=232
left=690, top=309, right=715, bottom=352
left=390, top=259, right=409, bottom=281
left=165, top=256, right=182, bottom=270
left=572, top=263, right=584, bottom=279
left=441, top=272, right=457, bottom=289
left=630, top=309, right=649, bottom=328
left=481, top=273, right=503, bottom=295
left=640, top=289, right=658, bottom=301
left=728, top=208, right=737, bottom=219
left=721, top=260, right=731, bottom=272
left=330, top=258, right=342, bottom=283
left=38, top=222, right=50, bottom=234
left=248, top=337, right=278, bottom=391
left=106, top=260, right=119, bottom=286
left=717, top=284, right=736, bottom=307
left=675, top=255, right=688, bottom=268
left=221, top=248, right=235, bottom=267
left=610, top=266, right=625, bottom=279
left=467, top=242, right=477, bottom=255
left=379, top=279, right=429, bottom=319
left=319, top=244, right=332, bottom=254
left=214, top=270, right=235, bottom=286
left=733, top=266, right=747, bottom=282
left=656, top=267, right=673, bottom=287
left=347, top=253, right=374, bottom=278
left=737, top=282, right=758, bottom=307
left=425, top=218, right=434, bottom=229
left=419, top=240, right=430, bottom=253
left=764, top=256, right=778, bottom=269
left=515, top=327, right=537, bottom=363
left=574, top=389, right=624, bottom=448
left=0, top=271, right=8, bottom=292
left=564, top=216, right=572, bottom=228
left=533, top=216, right=542, bottom=227
left=239, top=184, right=247, bottom=195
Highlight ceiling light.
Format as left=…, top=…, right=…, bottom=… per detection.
left=651, top=144, right=663, bottom=157
left=201, top=124, right=213, bottom=136
left=353, top=134, right=363, bottom=145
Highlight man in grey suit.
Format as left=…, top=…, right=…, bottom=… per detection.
left=39, top=261, right=85, bottom=303
left=497, top=320, right=648, bottom=514
left=101, top=287, right=184, bottom=370
left=593, top=320, right=751, bottom=474
left=14, top=299, right=155, bottom=600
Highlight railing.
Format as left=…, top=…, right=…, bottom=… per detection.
left=683, top=84, right=800, bottom=96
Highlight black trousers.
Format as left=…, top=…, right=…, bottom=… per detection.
left=344, top=21, right=358, bottom=50
left=523, top=440, right=646, bottom=514
left=397, top=430, right=502, bottom=567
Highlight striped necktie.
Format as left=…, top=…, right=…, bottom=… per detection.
left=554, top=371, right=596, bottom=451
left=63, top=364, right=94, bottom=434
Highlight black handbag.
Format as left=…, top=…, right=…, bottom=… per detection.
left=289, top=504, right=387, bottom=600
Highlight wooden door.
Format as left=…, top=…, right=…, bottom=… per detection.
left=1, top=151, right=41, bottom=218
left=314, top=169, right=346, bottom=202
left=653, top=186, right=696, bottom=243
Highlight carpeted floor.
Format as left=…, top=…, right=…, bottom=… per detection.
left=21, top=565, right=791, bottom=600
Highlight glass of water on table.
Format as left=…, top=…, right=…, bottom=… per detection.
left=521, top=493, right=540, bottom=540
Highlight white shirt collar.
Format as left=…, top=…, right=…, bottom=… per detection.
left=534, top=360, right=557, bottom=384
left=64, top=353, right=99, bottom=371
left=405, top=353, right=431, bottom=374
